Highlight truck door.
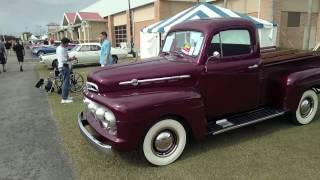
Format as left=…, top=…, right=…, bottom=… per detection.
left=204, top=29, right=261, bottom=118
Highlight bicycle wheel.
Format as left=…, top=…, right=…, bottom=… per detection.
left=70, top=72, right=85, bottom=92
left=52, top=75, right=63, bottom=94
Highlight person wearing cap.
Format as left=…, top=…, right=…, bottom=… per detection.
left=99, top=32, right=113, bottom=67
left=56, top=37, right=76, bottom=104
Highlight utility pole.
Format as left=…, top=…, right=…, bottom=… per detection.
left=304, top=0, right=313, bottom=50
left=128, top=0, right=135, bottom=57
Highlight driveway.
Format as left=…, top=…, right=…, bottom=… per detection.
left=0, top=53, right=73, bottom=180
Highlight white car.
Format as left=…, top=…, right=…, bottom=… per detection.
left=40, top=43, right=128, bottom=69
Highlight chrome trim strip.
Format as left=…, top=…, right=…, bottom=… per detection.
left=212, top=112, right=285, bottom=136
left=119, top=75, right=191, bottom=86
left=78, top=112, right=112, bottom=153
left=86, top=82, right=99, bottom=92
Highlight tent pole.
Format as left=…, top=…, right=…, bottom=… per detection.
left=128, top=0, right=135, bottom=57
left=304, top=0, right=313, bottom=50
left=258, top=0, right=261, bottom=18
left=224, top=0, right=227, bottom=8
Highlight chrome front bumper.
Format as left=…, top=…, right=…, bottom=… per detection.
left=78, top=112, right=112, bottom=153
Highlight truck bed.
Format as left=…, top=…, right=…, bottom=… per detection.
left=261, top=48, right=318, bottom=65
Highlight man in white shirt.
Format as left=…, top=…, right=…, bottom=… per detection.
left=56, top=38, right=75, bottom=104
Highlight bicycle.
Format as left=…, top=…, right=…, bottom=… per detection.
left=45, top=59, right=85, bottom=94
left=47, top=68, right=85, bottom=94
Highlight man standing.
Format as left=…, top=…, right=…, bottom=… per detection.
left=5, top=40, right=12, bottom=56
left=12, top=41, right=25, bottom=72
left=99, top=32, right=113, bottom=67
left=0, top=39, right=7, bottom=73
left=57, top=37, right=75, bottom=104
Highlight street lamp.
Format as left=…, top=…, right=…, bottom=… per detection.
left=128, top=0, right=135, bottom=57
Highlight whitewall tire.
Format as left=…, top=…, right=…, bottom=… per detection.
left=294, top=90, right=319, bottom=125
left=142, top=119, right=187, bottom=166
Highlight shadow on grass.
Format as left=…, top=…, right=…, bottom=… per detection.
left=117, top=114, right=317, bottom=167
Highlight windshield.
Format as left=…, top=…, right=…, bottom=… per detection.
left=70, top=45, right=81, bottom=52
left=162, top=31, right=204, bottom=57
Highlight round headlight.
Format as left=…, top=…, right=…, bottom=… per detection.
left=83, top=98, right=90, bottom=105
left=104, top=111, right=116, bottom=124
left=95, top=108, right=105, bottom=120
left=88, top=102, right=97, bottom=113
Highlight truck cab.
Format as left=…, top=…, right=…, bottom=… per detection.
left=78, top=18, right=320, bottom=166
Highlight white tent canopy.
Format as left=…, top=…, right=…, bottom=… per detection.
left=140, top=2, right=277, bottom=59
left=29, top=35, right=39, bottom=41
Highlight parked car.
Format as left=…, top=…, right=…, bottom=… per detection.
left=33, top=44, right=76, bottom=57
left=32, top=46, right=56, bottom=57
left=40, top=43, right=128, bottom=69
left=78, top=18, right=320, bottom=166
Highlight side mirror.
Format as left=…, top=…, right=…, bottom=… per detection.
left=209, top=51, right=221, bottom=60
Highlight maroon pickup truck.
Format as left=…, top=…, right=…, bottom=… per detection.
left=78, top=18, right=320, bottom=166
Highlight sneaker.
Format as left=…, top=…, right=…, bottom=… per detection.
left=61, top=99, right=73, bottom=104
left=67, top=97, right=73, bottom=100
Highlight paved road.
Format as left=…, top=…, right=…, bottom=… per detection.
left=0, top=54, right=73, bottom=180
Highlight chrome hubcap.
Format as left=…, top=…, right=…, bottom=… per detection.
left=300, top=97, right=314, bottom=118
left=153, top=130, right=177, bottom=157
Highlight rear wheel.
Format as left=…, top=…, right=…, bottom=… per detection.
left=293, top=89, right=319, bottom=125
left=112, top=55, right=118, bottom=64
left=142, top=119, right=187, bottom=166
left=52, top=59, right=58, bottom=69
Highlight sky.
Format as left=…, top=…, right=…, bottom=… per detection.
left=0, top=0, right=98, bottom=36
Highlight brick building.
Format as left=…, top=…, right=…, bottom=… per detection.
left=48, top=12, right=107, bottom=43
left=83, top=0, right=200, bottom=51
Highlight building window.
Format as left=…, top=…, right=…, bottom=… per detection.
left=114, top=25, right=127, bottom=47
left=287, top=12, right=301, bottom=27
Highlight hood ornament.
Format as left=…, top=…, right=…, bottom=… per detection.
left=130, top=79, right=139, bottom=86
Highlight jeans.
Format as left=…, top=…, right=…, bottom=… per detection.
left=60, top=66, right=71, bottom=100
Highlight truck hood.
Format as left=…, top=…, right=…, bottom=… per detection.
left=87, top=57, right=198, bottom=93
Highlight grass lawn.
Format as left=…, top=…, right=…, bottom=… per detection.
left=37, top=61, right=320, bottom=180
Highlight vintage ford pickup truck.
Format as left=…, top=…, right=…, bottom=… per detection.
left=78, top=18, right=320, bottom=166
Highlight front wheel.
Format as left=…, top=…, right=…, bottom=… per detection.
left=142, top=119, right=187, bottom=166
left=70, top=72, right=85, bottom=93
left=293, top=89, right=319, bottom=125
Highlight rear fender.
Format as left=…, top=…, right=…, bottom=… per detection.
left=283, top=68, right=320, bottom=112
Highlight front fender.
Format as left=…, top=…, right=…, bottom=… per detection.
left=283, top=68, right=320, bottom=111
left=85, top=87, right=207, bottom=144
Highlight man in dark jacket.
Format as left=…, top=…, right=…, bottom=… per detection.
left=5, top=40, right=12, bottom=56
left=13, top=41, right=25, bottom=72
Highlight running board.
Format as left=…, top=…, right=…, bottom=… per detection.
left=207, top=108, right=285, bottom=135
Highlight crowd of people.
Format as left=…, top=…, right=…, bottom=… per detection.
left=1, top=31, right=113, bottom=104
left=0, top=39, right=25, bottom=73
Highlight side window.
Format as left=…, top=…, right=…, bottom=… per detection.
left=90, top=45, right=101, bottom=51
left=208, top=29, right=252, bottom=58
left=80, top=45, right=91, bottom=52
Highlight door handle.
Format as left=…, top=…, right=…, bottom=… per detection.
left=248, top=64, right=259, bottom=70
